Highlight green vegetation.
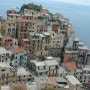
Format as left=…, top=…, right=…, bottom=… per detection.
left=14, top=87, right=24, bottom=90
left=41, top=88, right=55, bottom=90
left=19, top=3, right=42, bottom=13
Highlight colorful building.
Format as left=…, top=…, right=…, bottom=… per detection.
left=0, top=47, right=13, bottom=65
left=7, top=9, right=21, bottom=21
left=11, top=47, right=27, bottom=68
left=63, top=46, right=78, bottom=63
left=66, top=75, right=82, bottom=90
left=0, top=19, right=5, bottom=36
left=16, top=19, right=37, bottom=39
left=82, top=65, right=90, bottom=85
left=62, top=62, right=77, bottom=75
left=52, top=22, right=59, bottom=33
left=49, top=31, right=64, bottom=57
left=40, top=8, right=49, bottom=14
left=17, top=66, right=33, bottom=83
left=2, top=36, right=14, bottom=50
left=5, top=20, right=16, bottom=38
left=0, top=62, right=17, bottom=85
left=77, top=42, right=89, bottom=66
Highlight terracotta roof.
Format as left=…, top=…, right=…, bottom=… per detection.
left=65, top=62, right=77, bottom=70
left=5, top=20, right=16, bottom=23
left=49, top=77, right=58, bottom=86
left=10, top=84, right=27, bottom=90
left=3, top=36, right=12, bottom=41
left=13, top=47, right=24, bottom=53
left=17, top=18, right=36, bottom=23
left=7, top=9, right=16, bottom=14
left=40, top=8, right=48, bottom=14
left=52, top=22, right=59, bottom=25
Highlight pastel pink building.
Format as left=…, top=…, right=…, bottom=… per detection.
left=63, top=47, right=78, bottom=63
left=77, top=42, right=89, bottom=65
left=2, top=36, right=14, bottom=50
left=37, top=23, right=48, bottom=33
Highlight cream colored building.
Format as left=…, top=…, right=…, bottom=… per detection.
left=7, top=9, right=21, bottom=21
left=0, top=19, right=5, bottom=36
left=0, top=47, right=13, bottom=65
left=49, top=31, right=64, bottom=57
left=0, top=62, right=17, bottom=85
left=30, top=59, right=59, bottom=76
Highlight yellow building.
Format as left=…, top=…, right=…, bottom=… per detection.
left=24, top=8, right=40, bottom=15
left=35, top=32, right=50, bottom=57
left=0, top=62, right=17, bottom=85
left=35, top=34, right=45, bottom=56
left=5, top=20, right=16, bottom=38
left=0, top=20, right=5, bottom=36
left=7, top=9, right=21, bottom=21
left=42, top=32, right=50, bottom=55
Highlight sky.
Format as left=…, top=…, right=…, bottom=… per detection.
left=52, top=0, right=90, bottom=6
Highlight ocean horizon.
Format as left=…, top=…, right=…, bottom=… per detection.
left=0, top=0, right=90, bottom=48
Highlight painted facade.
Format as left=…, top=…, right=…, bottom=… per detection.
left=5, top=20, right=16, bottom=38
left=0, top=62, right=17, bottom=85
left=2, top=36, right=14, bottom=50
left=11, top=47, right=27, bottom=68
left=0, top=47, right=13, bottom=65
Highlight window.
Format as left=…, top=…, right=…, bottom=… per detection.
left=13, top=28, right=15, bottom=31
left=8, top=28, right=11, bottom=32
left=49, top=67, right=50, bottom=70
left=1, top=69, right=5, bottom=71
left=9, top=24, right=11, bottom=26
left=46, top=72, right=47, bottom=74
left=23, top=75, right=25, bottom=77
left=44, top=66, right=45, bottom=69
left=16, top=56, right=17, bottom=59
left=6, top=53, right=9, bottom=56
left=29, top=75, right=31, bottom=77
left=84, top=76, right=86, bottom=79
left=2, top=74, right=5, bottom=79
left=11, top=16, right=13, bottom=18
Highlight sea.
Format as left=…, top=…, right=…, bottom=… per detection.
left=0, top=0, right=90, bottom=48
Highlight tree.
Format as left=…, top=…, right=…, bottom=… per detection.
left=41, top=88, right=55, bottom=90
left=18, top=3, right=42, bottom=13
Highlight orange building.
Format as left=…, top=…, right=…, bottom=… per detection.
left=52, top=22, right=59, bottom=33
left=40, top=8, right=48, bottom=14
left=10, top=84, right=27, bottom=90
left=16, top=19, right=37, bottom=39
